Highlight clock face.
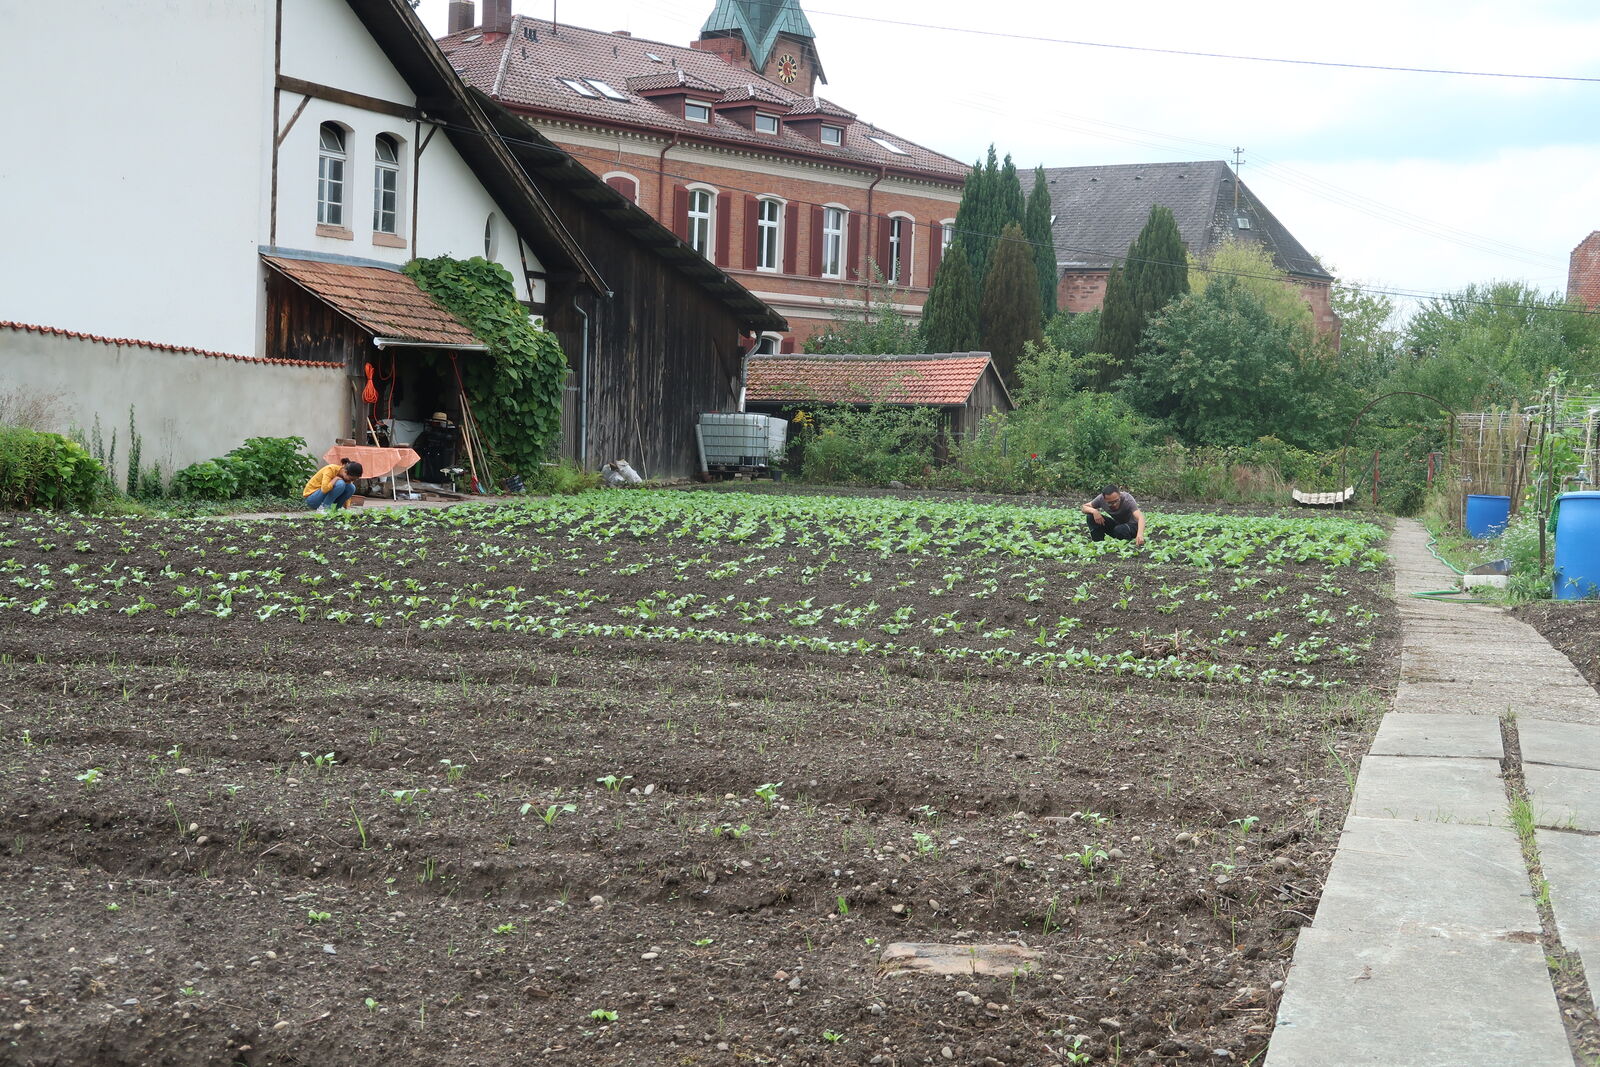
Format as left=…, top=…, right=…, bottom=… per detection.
left=776, top=53, right=798, bottom=84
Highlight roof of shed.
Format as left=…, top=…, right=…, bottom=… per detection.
left=262, top=256, right=481, bottom=346
left=746, top=353, right=1000, bottom=407
left=1042, top=161, right=1331, bottom=280
left=440, top=17, right=964, bottom=182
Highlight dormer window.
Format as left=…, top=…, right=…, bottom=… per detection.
left=685, top=101, right=712, bottom=123
left=820, top=124, right=843, bottom=146
left=755, top=113, right=779, bottom=135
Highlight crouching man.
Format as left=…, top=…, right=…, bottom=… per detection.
left=1081, top=484, right=1145, bottom=547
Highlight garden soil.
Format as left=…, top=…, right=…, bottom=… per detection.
left=0, top=506, right=1396, bottom=1066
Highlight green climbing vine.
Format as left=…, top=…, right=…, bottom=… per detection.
left=404, top=256, right=567, bottom=474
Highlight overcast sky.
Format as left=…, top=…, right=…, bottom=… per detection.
left=416, top=0, right=1600, bottom=317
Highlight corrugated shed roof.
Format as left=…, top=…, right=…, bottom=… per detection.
left=262, top=256, right=482, bottom=346
left=1042, top=161, right=1331, bottom=280
left=440, top=17, right=964, bottom=181
left=746, top=353, right=997, bottom=407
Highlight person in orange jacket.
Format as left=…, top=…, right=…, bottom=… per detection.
left=303, top=458, right=363, bottom=511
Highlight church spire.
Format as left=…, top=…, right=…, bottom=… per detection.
left=697, top=0, right=825, bottom=94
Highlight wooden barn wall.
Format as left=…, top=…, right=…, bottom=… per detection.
left=539, top=213, right=750, bottom=482
left=957, top=369, right=1013, bottom=438
left=264, top=271, right=369, bottom=436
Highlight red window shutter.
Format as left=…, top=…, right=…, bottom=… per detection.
left=743, top=195, right=760, bottom=270
left=876, top=215, right=892, bottom=279
left=847, top=211, right=863, bottom=281
left=781, top=335, right=797, bottom=353
left=671, top=186, right=689, bottom=241
left=808, top=205, right=824, bottom=276
left=783, top=202, right=799, bottom=274
left=605, top=175, right=637, bottom=203
left=715, top=196, right=731, bottom=266
left=929, top=221, right=944, bottom=282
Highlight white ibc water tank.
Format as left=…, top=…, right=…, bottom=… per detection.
left=699, top=413, right=775, bottom=466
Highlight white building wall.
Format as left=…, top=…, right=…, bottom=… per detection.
left=0, top=0, right=275, bottom=356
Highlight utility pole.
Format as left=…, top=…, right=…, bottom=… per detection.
left=1231, top=147, right=1245, bottom=213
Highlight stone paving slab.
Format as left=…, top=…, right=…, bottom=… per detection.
left=1526, top=763, right=1600, bottom=831
left=1536, top=829, right=1600, bottom=943
left=1368, top=714, right=1503, bottom=759
left=1268, top=928, right=1571, bottom=1066
left=1520, top=719, right=1600, bottom=772
left=1312, top=817, right=1537, bottom=940
left=1395, top=684, right=1597, bottom=723
left=1348, top=755, right=1509, bottom=825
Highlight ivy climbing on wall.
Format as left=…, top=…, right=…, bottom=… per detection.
left=404, top=256, right=568, bottom=475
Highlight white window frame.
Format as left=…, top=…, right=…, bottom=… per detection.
left=755, top=113, right=779, bottom=135
left=756, top=197, right=784, bottom=272
left=586, top=79, right=628, bottom=101
left=559, top=78, right=599, bottom=98
left=886, top=213, right=913, bottom=285
left=685, top=100, right=712, bottom=123
left=820, top=124, right=843, bottom=146
left=822, top=205, right=846, bottom=279
left=868, top=135, right=907, bottom=155
left=317, top=123, right=347, bottom=227
left=687, top=186, right=716, bottom=257
left=372, top=134, right=402, bottom=235
left=941, top=219, right=956, bottom=254
left=602, top=171, right=640, bottom=204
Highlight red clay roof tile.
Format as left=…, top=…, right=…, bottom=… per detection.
left=0, top=320, right=342, bottom=369
left=746, top=354, right=995, bottom=407
left=262, top=256, right=482, bottom=347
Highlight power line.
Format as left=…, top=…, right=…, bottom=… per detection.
left=438, top=113, right=1597, bottom=318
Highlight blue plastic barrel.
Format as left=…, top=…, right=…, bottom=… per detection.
left=1554, top=491, right=1600, bottom=600
left=1464, top=494, right=1512, bottom=538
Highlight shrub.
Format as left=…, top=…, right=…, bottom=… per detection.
left=797, top=405, right=940, bottom=485
left=223, top=436, right=317, bottom=497
left=524, top=460, right=599, bottom=495
left=171, top=459, right=240, bottom=501
left=0, top=427, right=103, bottom=511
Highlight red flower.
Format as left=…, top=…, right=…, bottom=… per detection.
left=1029, top=453, right=1038, bottom=460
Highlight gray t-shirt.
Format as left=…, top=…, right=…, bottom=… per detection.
left=1089, top=492, right=1139, bottom=526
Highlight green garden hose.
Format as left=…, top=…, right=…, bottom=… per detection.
left=1411, top=531, right=1496, bottom=604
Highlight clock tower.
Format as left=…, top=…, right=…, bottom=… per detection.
left=694, top=0, right=825, bottom=96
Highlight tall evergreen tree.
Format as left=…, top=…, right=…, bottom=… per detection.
left=980, top=222, right=1043, bottom=386
left=1092, top=265, right=1134, bottom=385
left=996, top=154, right=1026, bottom=233
left=1024, top=167, right=1058, bottom=322
left=950, top=147, right=999, bottom=285
left=919, top=240, right=981, bottom=354
left=1092, top=204, right=1188, bottom=382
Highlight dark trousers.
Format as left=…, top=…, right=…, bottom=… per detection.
left=1085, top=512, right=1136, bottom=542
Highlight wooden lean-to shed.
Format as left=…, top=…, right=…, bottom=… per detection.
left=744, top=352, right=1013, bottom=442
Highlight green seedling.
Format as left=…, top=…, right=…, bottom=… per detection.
left=75, top=768, right=104, bottom=788
left=306, top=910, right=331, bottom=923
left=692, top=937, right=714, bottom=946
left=754, top=782, right=782, bottom=807
left=836, top=895, right=850, bottom=916
left=439, top=759, right=466, bottom=783
left=526, top=802, right=577, bottom=828
left=597, top=774, right=632, bottom=792
left=823, top=1030, right=844, bottom=1043
left=589, top=1008, right=618, bottom=1023
left=493, top=922, right=517, bottom=935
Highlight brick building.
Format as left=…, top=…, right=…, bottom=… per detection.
left=1568, top=232, right=1600, bottom=309
left=1043, top=161, right=1340, bottom=340
left=439, top=0, right=968, bottom=349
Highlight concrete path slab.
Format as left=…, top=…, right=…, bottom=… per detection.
left=1369, top=714, right=1503, bottom=759
left=1348, top=755, right=1509, bottom=826
left=1536, top=830, right=1600, bottom=943
left=1312, top=817, right=1537, bottom=940
left=1268, top=928, right=1571, bottom=1066
left=1526, top=763, right=1600, bottom=831
left=1520, top=719, right=1600, bottom=772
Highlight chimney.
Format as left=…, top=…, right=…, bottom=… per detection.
left=447, top=0, right=475, bottom=34
left=1569, top=231, right=1600, bottom=310
left=483, top=0, right=512, bottom=35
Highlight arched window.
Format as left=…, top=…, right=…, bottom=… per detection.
left=603, top=173, right=639, bottom=203
left=687, top=188, right=714, bottom=257
left=373, top=134, right=401, bottom=235
left=484, top=213, right=500, bottom=260
left=886, top=214, right=912, bottom=284
left=317, top=123, right=347, bottom=226
left=821, top=206, right=846, bottom=278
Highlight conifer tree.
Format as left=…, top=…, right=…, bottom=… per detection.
left=1092, top=205, right=1188, bottom=382
left=1024, top=167, right=1058, bottom=322
left=950, top=148, right=998, bottom=285
left=1092, top=264, right=1134, bottom=384
left=919, top=240, right=981, bottom=354
left=980, top=222, right=1043, bottom=386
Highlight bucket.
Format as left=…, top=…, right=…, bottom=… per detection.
left=1554, top=491, right=1600, bottom=600
left=1464, top=494, right=1511, bottom=539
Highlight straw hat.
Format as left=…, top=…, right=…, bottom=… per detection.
left=430, top=411, right=449, bottom=422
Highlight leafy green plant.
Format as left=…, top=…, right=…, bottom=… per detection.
left=406, top=256, right=568, bottom=476
left=754, top=782, right=782, bottom=807
left=222, top=437, right=317, bottom=497
left=171, top=459, right=240, bottom=501
left=0, top=427, right=103, bottom=511
left=589, top=1008, right=618, bottom=1023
